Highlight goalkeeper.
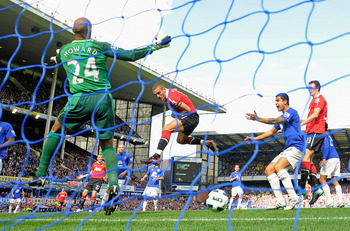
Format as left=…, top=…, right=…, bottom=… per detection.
left=30, top=17, right=171, bottom=216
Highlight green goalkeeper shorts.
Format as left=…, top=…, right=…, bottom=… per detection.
left=57, top=92, right=115, bottom=140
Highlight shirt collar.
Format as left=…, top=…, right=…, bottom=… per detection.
left=165, top=88, right=169, bottom=99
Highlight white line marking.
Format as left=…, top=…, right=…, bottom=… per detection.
left=17, top=217, right=350, bottom=223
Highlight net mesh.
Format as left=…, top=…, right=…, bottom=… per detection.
left=0, top=0, right=349, bottom=230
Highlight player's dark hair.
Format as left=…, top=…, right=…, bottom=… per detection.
left=275, top=93, right=289, bottom=105
left=152, top=82, right=165, bottom=91
left=309, top=80, right=321, bottom=91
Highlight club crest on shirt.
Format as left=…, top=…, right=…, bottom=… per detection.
left=283, top=112, right=290, bottom=118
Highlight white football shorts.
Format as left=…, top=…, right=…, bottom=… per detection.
left=320, top=158, right=340, bottom=177
left=10, top=198, right=21, bottom=204
left=231, top=186, right=243, bottom=197
left=118, top=179, right=126, bottom=189
left=143, top=186, right=159, bottom=197
left=272, top=147, right=302, bottom=169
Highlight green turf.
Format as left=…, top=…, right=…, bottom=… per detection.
left=1, top=208, right=349, bottom=231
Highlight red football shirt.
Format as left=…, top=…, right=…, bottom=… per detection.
left=91, top=162, right=107, bottom=179
left=306, top=94, right=327, bottom=134
left=57, top=192, right=67, bottom=203
left=167, top=89, right=196, bottom=113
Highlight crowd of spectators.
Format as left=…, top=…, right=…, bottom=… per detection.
left=0, top=142, right=90, bottom=181
left=0, top=61, right=141, bottom=137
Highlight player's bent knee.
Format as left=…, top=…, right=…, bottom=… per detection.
left=265, top=166, right=275, bottom=176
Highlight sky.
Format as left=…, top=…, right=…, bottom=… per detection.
left=22, top=0, right=350, bottom=157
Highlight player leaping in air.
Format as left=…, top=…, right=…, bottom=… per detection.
left=29, top=17, right=171, bottom=216
left=245, top=93, right=304, bottom=210
left=142, top=82, right=218, bottom=164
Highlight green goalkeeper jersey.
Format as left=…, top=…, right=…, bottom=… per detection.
left=57, top=40, right=151, bottom=94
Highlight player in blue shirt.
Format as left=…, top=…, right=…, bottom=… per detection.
left=141, top=162, right=164, bottom=211
left=101, top=143, right=133, bottom=206
left=228, top=165, right=244, bottom=210
left=117, top=144, right=133, bottom=188
left=9, top=185, right=24, bottom=213
left=319, top=123, right=344, bottom=207
left=0, top=121, right=16, bottom=173
left=245, top=93, right=303, bottom=210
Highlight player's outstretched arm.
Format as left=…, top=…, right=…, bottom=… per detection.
left=152, top=35, right=171, bottom=50
left=244, top=127, right=278, bottom=142
left=246, top=111, right=286, bottom=125
left=106, top=35, right=171, bottom=62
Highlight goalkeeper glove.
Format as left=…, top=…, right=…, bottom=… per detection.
left=48, top=49, right=60, bottom=65
left=153, top=35, right=171, bottom=51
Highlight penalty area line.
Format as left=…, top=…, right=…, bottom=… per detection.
left=21, top=216, right=350, bottom=222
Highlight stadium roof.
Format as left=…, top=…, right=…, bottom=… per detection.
left=0, top=0, right=226, bottom=115
left=193, top=128, right=350, bottom=160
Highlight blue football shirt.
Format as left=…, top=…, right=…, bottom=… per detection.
left=230, top=171, right=241, bottom=187
left=146, top=166, right=164, bottom=188
left=0, top=121, right=16, bottom=160
left=117, top=152, right=133, bottom=180
left=273, top=107, right=304, bottom=152
left=11, top=185, right=23, bottom=199
left=321, top=134, right=339, bottom=160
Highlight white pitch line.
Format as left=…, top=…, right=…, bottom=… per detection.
left=14, top=217, right=350, bottom=223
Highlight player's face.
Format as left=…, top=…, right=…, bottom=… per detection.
left=275, top=96, right=286, bottom=112
left=153, top=86, right=166, bottom=101
left=308, top=83, right=318, bottom=97
left=118, top=145, right=125, bottom=154
left=234, top=165, right=240, bottom=172
left=97, top=155, right=103, bottom=163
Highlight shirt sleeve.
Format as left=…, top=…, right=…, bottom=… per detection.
left=168, top=91, right=182, bottom=108
left=316, top=96, right=326, bottom=109
left=160, top=170, right=165, bottom=178
left=100, top=42, right=152, bottom=61
left=273, top=124, right=281, bottom=131
left=5, top=124, right=16, bottom=139
left=128, top=154, right=134, bottom=164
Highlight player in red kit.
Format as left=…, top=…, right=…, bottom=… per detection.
left=299, top=80, right=327, bottom=205
left=56, top=188, right=68, bottom=211
left=143, top=82, right=218, bottom=163
left=77, top=154, right=107, bottom=212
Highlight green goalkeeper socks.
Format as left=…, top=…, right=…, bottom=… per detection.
left=102, top=147, right=119, bottom=190
left=35, top=131, right=61, bottom=178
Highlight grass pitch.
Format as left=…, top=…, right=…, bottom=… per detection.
left=0, top=208, right=349, bottom=231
